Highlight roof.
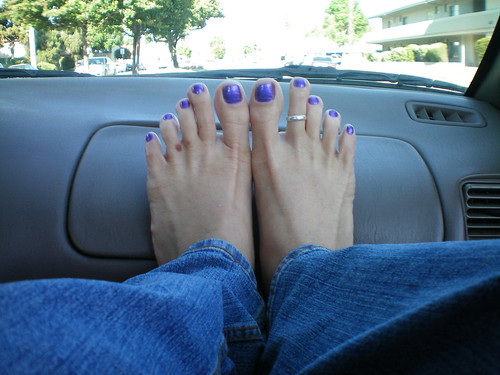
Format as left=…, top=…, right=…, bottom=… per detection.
left=369, top=0, right=436, bottom=19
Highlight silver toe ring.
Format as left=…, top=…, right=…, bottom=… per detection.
left=286, top=114, right=307, bottom=122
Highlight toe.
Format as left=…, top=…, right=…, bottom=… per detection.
left=338, top=124, right=356, bottom=165
left=214, top=81, right=250, bottom=149
left=187, top=83, right=216, bottom=142
left=322, top=109, right=342, bottom=153
left=176, top=98, right=198, bottom=146
left=159, top=113, right=181, bottom=161
left=286, top=77, right=310, bottom=140
left=305, top=95, right=323, bottom=140
left=249, top=79, right=283, bottom=150
left=145, top=132, right=166, bottom=175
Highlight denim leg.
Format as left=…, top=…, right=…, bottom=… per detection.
left=260, top=240, right=500, bottom=374
left=0, top=239, right=265, bottom=375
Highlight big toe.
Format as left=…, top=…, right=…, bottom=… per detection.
left=249, top=79, right=283, bottom=150
left=214, top=81, right=250, bottom=149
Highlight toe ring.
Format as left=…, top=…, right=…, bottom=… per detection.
left=286, top=114, right=307, bottom=122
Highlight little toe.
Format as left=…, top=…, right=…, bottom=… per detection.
left=159, top=113, right=181, bottom=161
left=249, top=79, right=284, bottom=150
left=187, top=83, right=216, bottom=142
left=286, top=77, right=311, bottom=140
left=214, top=81, right=250, bottom=149
left=144, top=132, right=166, bottom=176
left=322, top=109, right=342, bottom=153
left=338, top=124, right=357, bottom=164
left=305, top=95, right=323, bottom=140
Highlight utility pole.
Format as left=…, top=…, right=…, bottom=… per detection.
left=28, top=26, right=37, bottom=68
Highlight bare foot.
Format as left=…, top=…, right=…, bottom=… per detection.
left=250, top=78, right=356, bottom=287
left=145, top=82, right=254, bottom=266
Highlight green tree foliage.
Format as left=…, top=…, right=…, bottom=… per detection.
left=1, top=3, right=28, bottom=64
left=3, top=0, right=123, bottom=66
left=178, top=46, right=192, bottom=59
left=323, top=0, right=367, bottom=46
left=2, top=0, right=222, bottom=71
left=210, top=36, right=225, bottom=59
left=149, top=0, right=223, bottom=68
left=475, top=37, right=491, bottom=61
left=243, top=44, right=257, bottom=58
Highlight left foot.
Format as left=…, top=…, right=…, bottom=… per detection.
left=145, top=82, right=254, bottom=266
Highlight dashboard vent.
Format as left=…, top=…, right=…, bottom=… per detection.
left=463, top=183, right=500, bottom=240
left=406, top=101, right=484, bottom=127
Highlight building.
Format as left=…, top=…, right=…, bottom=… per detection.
left=365, top=0, right=500, bottom=66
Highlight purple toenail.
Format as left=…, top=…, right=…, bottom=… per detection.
left=294, top=78, right=306, bottom=88
left=255, top=83, right=275, bottom=102
left=163, top=113, right=174, bottom=120
left=329, top=110, right=339, bottom=118
left=346, top=124, right=354, bottom=135
left=191, top=84, right=205, bottom=95
left=180, top=99, right=190, bottom=109
left=223, top=84, right=242, bottom=104
left=145, top=132, right=155, bottom=142
left=308, top=96, right=320, bottom=105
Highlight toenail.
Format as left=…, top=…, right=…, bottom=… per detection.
left=145, top=132, right=155, bottom=142
left=223, top=84, right=243, bottom=104
left=180, top=99, right=190, bottom=109
left=329, top=110, right=339, bottom=118
left=346, top=124, right=355, bottom=135
left=255, top=83, right=275, bottom=102
left=191, top=84, right=205, bottom=95
left=293, top=78, right=307, bottom=88
left=308, top=96, right=320, bottom=105
left=163, top=113, right=174, bottom=120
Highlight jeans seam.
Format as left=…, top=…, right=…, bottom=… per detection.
left=267, top=246, right=327, bottom=313
left=184, top=245, right=258, bottom=288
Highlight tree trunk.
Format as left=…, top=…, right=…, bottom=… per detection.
left=132, top=23, right=141, bottom=75
left=167, top=35, right=179, bottom=68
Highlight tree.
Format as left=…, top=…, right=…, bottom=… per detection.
left=150, top=0, right=223, bottom=68
left=210, top=36, right=225, bottom=59
left=120, top=0, right=158, bottom=74
left=243, top=44, right=257, bottom=58
left=323, top=0, right=367, bottom=46
left=1, top=4, right=28, bottom=64
left=4, top=0, right=123, bottom=66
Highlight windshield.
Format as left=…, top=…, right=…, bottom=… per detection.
left=1, top=0, right=499, bottom=90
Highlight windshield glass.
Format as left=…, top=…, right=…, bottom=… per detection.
left=1, top=0, right=498, bottom=89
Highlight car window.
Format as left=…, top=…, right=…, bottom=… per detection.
left=0, top=0, right=498, bottom=90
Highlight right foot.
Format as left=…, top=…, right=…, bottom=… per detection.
left=250, top=78, right=356, bottom=287
left=145, top=81, right=254, bottom=266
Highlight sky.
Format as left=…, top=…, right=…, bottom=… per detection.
left=183, top=0, right=420, bottom=63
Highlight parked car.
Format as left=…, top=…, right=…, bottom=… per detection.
left=302, top=55, right=339, bottom=68
left=8, top=63, right=37, bottom=70
left=75, top=57, right=116, bottom=76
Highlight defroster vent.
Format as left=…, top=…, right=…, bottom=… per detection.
left=463, top=183, right=500, bottom=240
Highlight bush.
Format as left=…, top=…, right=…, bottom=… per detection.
left=424, top=43, right=448, bottom=62
left=389, top=47, right=415, bottom=62
left=364, top=52, right=378, bottom=62
left=408, top=44, right=425, bottom=61
left=59, top=55, right=75, bottom=71
left=37, top=61, right=57, bottom=70
left=475, top=37, right=491, bottom=61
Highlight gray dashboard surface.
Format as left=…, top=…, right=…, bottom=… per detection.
left=1, top=77, right=500, bottom=282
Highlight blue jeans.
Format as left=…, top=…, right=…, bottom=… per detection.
left=1, top=239, right=499, bottom=374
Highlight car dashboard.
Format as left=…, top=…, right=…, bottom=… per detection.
left=1, top=76, right=499, bottom=283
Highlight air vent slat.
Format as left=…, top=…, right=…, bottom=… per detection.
left=407, top=102, right=484, bottom=127
left=463, top=183, right=500, bottom=240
